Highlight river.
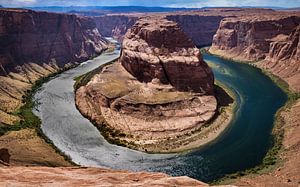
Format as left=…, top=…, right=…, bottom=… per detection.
left=33, top=42, right=287, bottom=182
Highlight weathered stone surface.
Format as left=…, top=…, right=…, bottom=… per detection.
left=0, top=9, right=108, bottom=125
left=76, top=17, right=219, bottom=152
left=262, top=25, right=300, bottom=92
left=0, top=166, right=229, bottom=187
left=120, top=17, right=214, bottom=94
left=210, top=14, right=300, bottom=62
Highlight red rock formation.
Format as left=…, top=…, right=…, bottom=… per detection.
left=93, top=14, right=139, bottom=41
left=120, top=17, right=214, bottom=94
left=262, top=25, right=300, bottom=92
left=0, top=9, right=108, bottom=125
left=0, top=166, right=222, bottom=186
left=0, top=9, right=108, bottom=75
left=166, top=15, right=224, bottom=46
left=210, top=15, right=300, bottom=61
left=209, top=12, right=300, bottom=91
left=76, top=17, right=220, bottom=152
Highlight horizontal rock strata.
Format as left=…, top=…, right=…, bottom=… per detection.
left=0, top=9, right=108, bottom=124
left=209, top=13, right=300, bottom=92
left=76, top=17, right=217, bottom=152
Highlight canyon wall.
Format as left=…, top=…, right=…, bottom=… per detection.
left=166, top=15, right=224, bottom=46
left=0, top=9, right=108, bottom=125
left=93, top=15, right=139, bottom=41
left=209, top=13, right=300, bottom=91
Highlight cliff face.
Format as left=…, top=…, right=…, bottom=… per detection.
left=209, top=13, right=300, bottom=91
left=210, top=15, right=300, bottom=62
left=262, top=25, right=300, bottom=91
left=166, top=15, right=224, bottom=46
left=0, top=9, right=108, bottom=125
left=121, top=17, right=214, bottom=94
left=76, top=17, right=219, bottom=152
left=93, top=15, right=139, bottom=41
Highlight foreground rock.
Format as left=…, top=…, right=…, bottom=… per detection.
left=0, top=9, right=108, bottom=125
left=75, top=17, right=230, bottom=153
left=0, top=166, right=236, bottom=186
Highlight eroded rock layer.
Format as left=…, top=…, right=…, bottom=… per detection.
left=120, top=17, right=214, bottom=94
left=76, top=17, right=217, bottom=152
left=0, top=166, right=214, bottom=186
left=0, top=9, right=108, bottom=124
left=209, top=13, right=300, bottom=91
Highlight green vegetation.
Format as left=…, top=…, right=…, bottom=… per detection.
left=205, top=47, right=300, bottom=185
left=74, top=59, right=118, bottom=91
left=0, top=66, right=78, bottom=165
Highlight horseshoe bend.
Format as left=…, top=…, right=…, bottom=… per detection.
left=0, top=4, right=300, bottom=187
left=75, top=17, right=234, bottom=153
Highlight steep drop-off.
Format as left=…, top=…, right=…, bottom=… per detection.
left=76, top=17, right=228, bottom=153
left=209, top=13, right=300, bottom=92
left=0, top=9, right=108, bottom=125
left=93, top=14, right=139, bottom=41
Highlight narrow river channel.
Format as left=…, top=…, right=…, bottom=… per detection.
left=33, top=41, right=287, bottom=182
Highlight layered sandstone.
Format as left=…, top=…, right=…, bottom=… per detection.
left=210, top=14, right=300, bottom=61
left=94, top=14, right=139, bottom=41
left=209, top=13, right=300, bottom=92
left=0, top=9, right=108, bottom=125
left=120, top=17, right=214, bottom=94
left=0, top=166, right=231, bottom=186
left=76, top=17, right=221, bottom=152
left=261, top=25, right=300, bottom=92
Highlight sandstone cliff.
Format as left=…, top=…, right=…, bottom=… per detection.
left=120, top=17, right=214, bottom=94
left=262, top=25, right=300, bottom=92
left=209, top=13, right=300, bottom=92
left=76, top=17, right=221, bottom=152
left=0, top=9, right=108, bottom=125
left=210, top=14, right=300, bottom=62
left=93, top=14, right=139, bottom=41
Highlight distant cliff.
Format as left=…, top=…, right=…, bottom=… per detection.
left=166, top=15, right=224, bottom=46
left=0, top=9, right=108, bottom=125
left=209, top=13, right=300, bottom=91
left=93, top=15, right=139, bottom=41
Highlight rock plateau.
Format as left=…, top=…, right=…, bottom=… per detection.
left=76, top=17, right=221, bottom=152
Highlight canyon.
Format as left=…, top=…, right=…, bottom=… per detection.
left=0, top=6, right=299, bottom=187
left=0, top=9, right=108, bottom=125
left=75, top=17, right=232, bottom=153
left=0, top=9, right=107, bottom=167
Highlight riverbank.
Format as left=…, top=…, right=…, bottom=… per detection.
left=206, top=47, right=300, bottom=186
left=0, top=66, right=77, bottom=166
left=74, top=60, right=236, bottom=153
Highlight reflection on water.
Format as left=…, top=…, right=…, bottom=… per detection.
left=33, top=44, right=287, bottom=182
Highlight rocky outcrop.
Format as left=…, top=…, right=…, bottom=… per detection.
left=210, top=15, right=300, bottom=62
left=76, top=17, right=221, bottom=153
left=209, top=13, right=300, bottom=91
left=0, top=166, right=228, bottom=186
left=166, top=15, right=224, bottom=46
left=0, top=9, right=108, bottom=125
left=120, top=17, right=214, bottom=94
left=93, top=15, right=139, bottom=41
left=261, top=25, right=300, bottom=92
